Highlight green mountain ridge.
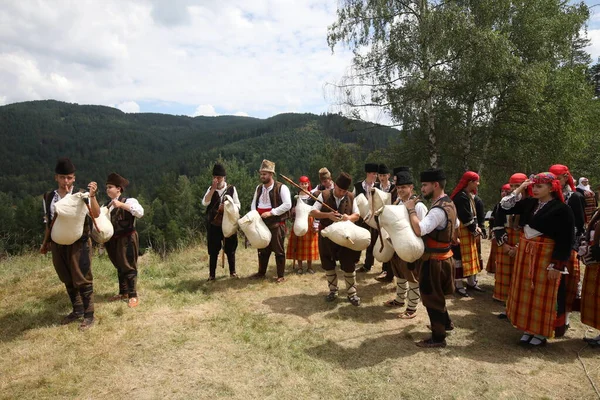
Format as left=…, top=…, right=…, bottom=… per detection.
left=0, top=100, right=400, bottom=198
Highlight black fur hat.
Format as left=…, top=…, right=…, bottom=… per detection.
left=55, top=158, right=76, bottom=175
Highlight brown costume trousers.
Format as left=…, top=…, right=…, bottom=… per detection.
left=318, top=235, right=361, bottom=273
left=105, top=231, right=139, bottom=297
left=420, top=258, right=455, bottom=342
left=51, top=239, right=94, bottom=317
left=258, top=224, right=286, bottom=278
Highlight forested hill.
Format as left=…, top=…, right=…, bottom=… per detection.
left=0, top=100, right=399, bottom=198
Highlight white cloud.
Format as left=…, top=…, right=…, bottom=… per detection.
left=116, top=101, right=140, bottom=113
left=587, top=29, right=600, bottom=63
left=0, top=0, right=355, bottom=119
left=234, top=111, right=249, bottom=117
left=0, top=95, right=6, bottom=105
left=192, top=104, right=218, bottom=117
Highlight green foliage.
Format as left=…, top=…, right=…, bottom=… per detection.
left=0, top=101, right=401, bottom=254
left=328, top=0, right=599, bottom=208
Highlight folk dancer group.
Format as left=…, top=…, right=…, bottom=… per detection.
left=41, top=158, right=143, bottom=330
left=41, top=157, right=599, bottom=349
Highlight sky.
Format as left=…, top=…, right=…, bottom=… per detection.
left=0, top=0, right=599, bottom=123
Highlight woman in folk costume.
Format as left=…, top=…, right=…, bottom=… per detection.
left=286, top=176, right=319, bottom=274
left=549, top=164, right=583, bottom=336
left=576, top=177, right=598, bottom=225
left=579, top=207, right=600, bottom=347
left=499, top=173, right=574, bottom=346
left=485, top=184, right=511, bottom=275
left=492, top=173, right=528, bottom=318
left=105, top=173, right=144, bottom=308
left=450, top=171, right=484, bottom=297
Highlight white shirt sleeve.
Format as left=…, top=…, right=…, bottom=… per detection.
left=415, top=202, right=428, bottom=221
left=500, top=192, right=521, bottom=210
left=351, top=198, right=359, bottom=215
left=418, top=207, right=446, bottom=236
left=201, top=187, right=212, bottom=207
left=250, top=185, right=259, bottom=211
left=271, top=184, right=292, bottom=216
left=311, top=194, right=324, bottom=212
left=125, top=198, right=144, bottom=218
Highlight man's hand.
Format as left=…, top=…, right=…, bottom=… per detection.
left=87, top=181, right=98, bottom=197
left=39, top=243, right=50, bottom=255
left=404, top=198, right=416, bottom=210
left=218, top=204, right=224, bottom=213
left=211, top=177, right=219, bottom=190
left=261, top=211, right=273, bottom=219
left=112, top=198, right=124, bottom=209
left=329, top=212, right=342, bottom=222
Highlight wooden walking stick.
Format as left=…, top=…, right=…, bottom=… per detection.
left=280, top=174, right=337, bottom=213
left=83, top=197, right=101, bottom=233
left=221, top=240, right=225, bottom=269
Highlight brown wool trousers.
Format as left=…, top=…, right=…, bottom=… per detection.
left=258, top=224, right=286, bottom=278
left=51, top=239, right=94, bottom=317
left=105, top=231, right=139, bottom=298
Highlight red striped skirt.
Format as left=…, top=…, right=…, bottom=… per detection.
left=506, top=235, right=561, bottom=338
left=493, top=227, right=520, bottom=302
left=286, top=216, right=319, bottom=261
left=458, top=225, right=481, bottom=277
left=581, top=263, right=600, bottom=330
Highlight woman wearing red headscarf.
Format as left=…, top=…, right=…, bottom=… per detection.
left=498, top=173, right=574, bottom=346
left=492, top=173, right=527, bottom=317
left=549, top=164, right=583, bottom=336
left=286, top=176, right=319, bottom=274
left=450, top=171, right=483, bottom=296
left=579, top=207, right=600, bottom=347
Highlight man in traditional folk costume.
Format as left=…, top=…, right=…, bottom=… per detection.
left=353, top=163, right=379, bottom=272
left=579, top=207, right=600, bottom=347
left=250, top=159, right=292, bottom=283
left=450, top=171, right=483, bottom=297
left=405, top=169, right=458, bottom=348
left=498, top=173, right=574, bottom=346
left=310, top=172, right=362, bottom=306
left=202, top=163, right=241, bottom=280
left=549, top=164, right=583, bottom=336
left=383, top=168, right=428, bottom=319
left=309, top=167, right=335, bottom=231
left=105, top=173, right=144, bottom=307
left=576, top=177, right=598, bottom=225
left=40, top=158, right=100, bottom=330
left=492, top=173, right=528, bottom=318
left=374, top=163, right=396, bottom=282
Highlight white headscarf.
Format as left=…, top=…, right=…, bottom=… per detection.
left=577, top=177, right=591, bottom=192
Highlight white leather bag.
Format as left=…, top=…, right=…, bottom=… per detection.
left=320, top=220, right=371, bottom=251
left=293, top=197, right=312, bottom=236
left=238, top=210, right=272, bottom=249
left=222, top=195, right=240, bottom=238
left=91, top=206, right=114, bottom=244
left=378, top=204, right=424, bottom=262
left=51, top=192, right=89, bottom=245
left=373, top=228, right=395, bottom=262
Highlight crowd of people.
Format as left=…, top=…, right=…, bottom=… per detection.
left=41, top=157, right=600, bottom=350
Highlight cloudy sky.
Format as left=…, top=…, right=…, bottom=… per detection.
left=1, top=0, right=599, bottom=121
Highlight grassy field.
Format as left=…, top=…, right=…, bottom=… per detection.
left=0, top=239, right=599, bottom=399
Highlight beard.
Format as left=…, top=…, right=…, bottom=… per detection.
left=423, top=191, right=433, bottom=200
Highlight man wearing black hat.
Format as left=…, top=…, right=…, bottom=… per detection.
left=353, top=163, right=379, bottom=272
left=405, top=169, right=458, bottom=348
left=41, top=157, right=100, bottom=330
left=383, top=167, right=428, bottom=319
left=105, top=173, right=144, bottom=307
left=310, top=172, right=362, bottom=306
left=202, top=163, right=241, bottom=281
left=374, top=163, right=396, bottom=282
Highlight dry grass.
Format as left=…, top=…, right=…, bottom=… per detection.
left=0, top=240, right=599, bottom=399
